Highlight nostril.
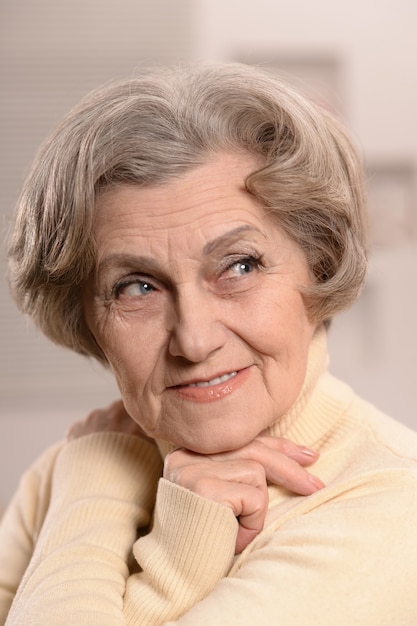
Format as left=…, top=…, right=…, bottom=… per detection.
left=168, top=328, right=220, bottom=362
left=168, top=317, right=227, bottom=363
left=167, top=286, right=228, bottom=362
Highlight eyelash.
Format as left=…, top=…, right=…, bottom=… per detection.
left=111, top=275, right=157, bottom=300
left=109, top=254, right=265, bottom=301
left=221, top=254, right=265, bottom=278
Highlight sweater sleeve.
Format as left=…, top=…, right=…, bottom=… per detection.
left=5, top=432, right=162, bottom=626
left=124, top=479, right=238, bottom=624
left=4, top=437, right=417, bottom=624
left=0, top=443, right=62, bottom=625
left=124, top=471, right=417, bottom=625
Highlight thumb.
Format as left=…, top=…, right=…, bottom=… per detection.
left=235, top=524, right=262, bottom=554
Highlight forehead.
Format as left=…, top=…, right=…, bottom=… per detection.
left=93, top=152, right=268, bottom=245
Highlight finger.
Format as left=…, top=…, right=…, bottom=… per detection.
left=267, top=454, right=324, bottom=494
left=163, top=451, right=270, bottom=553
left=211, top=436, right=319, bottom=467
left=247, top=441, right=324, bottom=494
left=233, top=435, right=320, bottom=467
left=235, top=525, right=261, bottom=555
left=234, top=481, right=269, bottom=554
left=257, top=436, right=319, bottom=466
left=209, top=439, right=324, bottom=496
left=164, top=455, right=267, bottom=494
left=199, top=478, right=268, bottom=554
left=65, top=421, right=82, bottom=441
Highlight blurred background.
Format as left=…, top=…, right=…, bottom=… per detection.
left=1, top=0, right=416, bottom=512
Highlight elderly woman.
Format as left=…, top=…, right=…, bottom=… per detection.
left=1, top=64, right=416, bottom=625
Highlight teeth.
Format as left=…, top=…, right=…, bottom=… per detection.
left=188, top=371, right=238, bottom=388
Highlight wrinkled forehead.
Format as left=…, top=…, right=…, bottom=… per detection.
left=93, top=152, right=267, bottom=235
left=89, top=153, right=293, bottom=283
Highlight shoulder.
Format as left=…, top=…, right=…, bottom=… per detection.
left=362, top=402, right=417, bottom=462
left=319, top=379, right=417, bottom=479
left=342, top=396, right=417, bottom=487
left=2, top=441, right=65, bottom=540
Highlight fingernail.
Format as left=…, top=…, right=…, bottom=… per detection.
left=299, top=446, right=319, bottom=458
left=309, top=474, right=325, bottom=490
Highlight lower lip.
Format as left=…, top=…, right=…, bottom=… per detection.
left=170, top=367, right=251, bottom=403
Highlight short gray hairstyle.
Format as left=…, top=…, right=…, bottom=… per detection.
left=8, top=63, right=368, bottom=363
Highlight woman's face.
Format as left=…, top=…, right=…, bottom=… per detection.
left=85, top=152, right=316, bottom=454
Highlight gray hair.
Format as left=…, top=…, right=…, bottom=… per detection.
left=8, top=63, right=368, bottom=363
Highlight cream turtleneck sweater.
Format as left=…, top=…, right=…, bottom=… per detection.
left=1, top=328, right=417, bottom=625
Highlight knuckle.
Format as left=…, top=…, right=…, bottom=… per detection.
left=164, top=447, right=188, bottom=467
left=193, top=475, right=219, bottom=498
left=244, top=459, right=265, bottom=483
left=163, top=452, right=199, bottom=485
left=249, top=489, right=268, bottom=513
left=277, top=437, right=295, bottom=454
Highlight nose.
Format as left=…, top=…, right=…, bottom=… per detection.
left=168, top=285, right=228, bottom=363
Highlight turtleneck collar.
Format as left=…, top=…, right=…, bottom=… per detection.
left=156, top=325, right=351, bottom=459
left=267, top=325, right=355, bottom=448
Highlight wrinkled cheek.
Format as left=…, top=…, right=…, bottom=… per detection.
left=107, top=355, right=138, bottom=396
left=105, top=346, right=158, bottom=412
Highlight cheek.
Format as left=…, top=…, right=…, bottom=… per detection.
left=101, top=317, right=170, bottom=396
left=247, top=287, right=312, bottom=345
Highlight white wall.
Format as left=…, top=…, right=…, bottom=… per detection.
left=1, top=0, right=416, bottom=512
left=193, top=0, right=417, bottom=425
left=195, top=0, right=417, bottom=156
left=0, top=0, right=196, bottom=511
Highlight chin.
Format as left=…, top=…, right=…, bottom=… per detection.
left=182, top=430, right=257, bottom=455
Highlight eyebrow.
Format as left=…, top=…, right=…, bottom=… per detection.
left=202, top=225, right=264, bottom=255
left=96, top=254, right=161, bottom=277
left=96, top=225, right=265, bottom=277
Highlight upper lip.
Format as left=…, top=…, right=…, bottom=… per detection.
left=167, top=368, right=245, bottom=388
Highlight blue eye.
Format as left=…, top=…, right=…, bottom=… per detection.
left=116, top=279, right=155, bottom=298
left=228, top=257, right=259, bottom=276
left=230, top=260, right=255, bottom=276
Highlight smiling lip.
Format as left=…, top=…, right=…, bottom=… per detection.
left=170, top=367, right=251, bottom=403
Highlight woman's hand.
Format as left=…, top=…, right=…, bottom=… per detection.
left=164, top=437, right=324, bottom=554
left=67, top=401, right=324, bottom=554
left=66, top=399, right=154, bottom=443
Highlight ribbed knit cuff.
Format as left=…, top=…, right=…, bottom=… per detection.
left=132, top=478, right=237, bottom=605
